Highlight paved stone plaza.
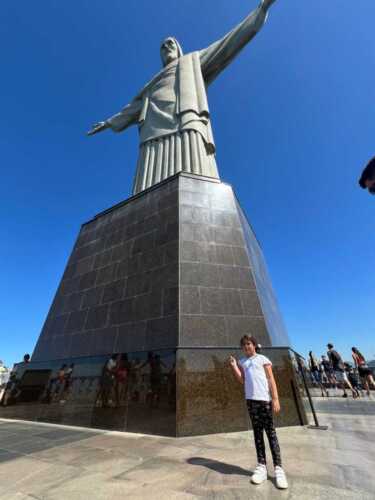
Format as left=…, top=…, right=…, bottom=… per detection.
left=0, top=397, right=374, bottom=499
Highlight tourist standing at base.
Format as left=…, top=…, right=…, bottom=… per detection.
left=327, top=344, right=357, bottom=398
left=229, top=335, right=288, bottom=490
left=352, top=347, right=375, bottom=397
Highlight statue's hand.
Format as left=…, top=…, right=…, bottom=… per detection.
left=261, top=0, right=277, bottom=10
left=87, top=121, right=108, bottom=136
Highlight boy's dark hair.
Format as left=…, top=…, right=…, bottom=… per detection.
left=359, top=156, right=375, bottom=188
left=240, top=335, right=259, bottom=351
left=327, top=343, right=334, bottom=349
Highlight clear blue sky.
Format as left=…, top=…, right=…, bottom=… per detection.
left=1, top=0, right=374, bottom=367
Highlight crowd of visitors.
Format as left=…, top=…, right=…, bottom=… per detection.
left=307, top=344, right=375, bottom=398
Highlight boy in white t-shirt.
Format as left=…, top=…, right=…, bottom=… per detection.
left=229, top=335, right=288, bottom=489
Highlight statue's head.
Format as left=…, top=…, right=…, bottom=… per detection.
left=160, top=37, right=183, bottom=66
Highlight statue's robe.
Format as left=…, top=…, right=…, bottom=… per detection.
left=106, top=5, right=268, bottom=194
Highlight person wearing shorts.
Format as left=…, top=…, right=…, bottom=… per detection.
left=321, top=355, right=335, bottom=388
left=229, top=335, right=288, bottom=490
left=352, top=347, right=375, bottom=397
left=327, top=344, right=357, bottom=398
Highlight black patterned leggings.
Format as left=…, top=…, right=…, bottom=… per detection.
left=247, top=399, right=282, bottom=467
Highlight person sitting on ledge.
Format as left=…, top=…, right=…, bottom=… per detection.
left=359, top=156, right=375, bottom=195
left=229, top=335, right=288, bottom=490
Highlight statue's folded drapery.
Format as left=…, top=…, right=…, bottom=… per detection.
left=105, top=4, right=268, bottom=195
left=133, top=130, right=219, bottom=194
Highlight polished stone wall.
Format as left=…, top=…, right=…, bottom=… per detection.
left=236, top=202, right=290, bottom=346
left=0, top=347, right=307, bottom=437
left=0, top=350, right=176, bottom=437
left=179, top=176, right=278, bottom=348
left=176, top=347, right=308, bottom=437
left=33, top=173, right=290, bottom=363
left=33, top=178, right=179, bottom=362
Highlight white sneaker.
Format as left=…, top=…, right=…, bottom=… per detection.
left=275, top=466, right=288, bottom=489
left=251, top=464, right=267, bottom=485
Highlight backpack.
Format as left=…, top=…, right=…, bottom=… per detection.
left=330, top=350, right=345, bottom=371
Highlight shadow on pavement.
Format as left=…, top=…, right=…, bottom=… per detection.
left=187, top=456, right=252, bottom=476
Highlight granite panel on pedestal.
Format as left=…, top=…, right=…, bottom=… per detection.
left=0, top=349, right=176, bottom=436
left=176, top=347, right=308, bottom=437
left=1, top=173, right=307, bottom=436
left=178, top=175, right=289, bottom=349
left=32, top=177, right=179, bottom=362
left=0, top=346, right=306, bottom=437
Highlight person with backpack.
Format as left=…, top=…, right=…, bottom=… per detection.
left=327, top=344, right=357, bottom=398
left=229, top=335, right=288, bottom=489
left=320, top=355, right=336, bottom=389
left=352, top=347, right=375, bottom=397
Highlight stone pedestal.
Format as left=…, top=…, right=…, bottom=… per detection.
left=0, top=173, right=308, bottom=436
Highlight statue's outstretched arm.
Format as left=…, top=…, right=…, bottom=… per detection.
left=87, top=97, right=143, bottom=136
left=200, top=0, right=277, bottom=85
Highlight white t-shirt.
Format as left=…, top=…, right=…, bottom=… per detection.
left=106, top=359, right=117, bottom=371
left=239, top=354, right=272, bottom=402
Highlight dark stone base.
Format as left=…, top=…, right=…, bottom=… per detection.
left=0, top=347, right=307, bottom=437
left=32, top=173, right=291, bottom=364
left=0, top=349, right=177, bottom=437
left=1, top=173, right=309, bottom=436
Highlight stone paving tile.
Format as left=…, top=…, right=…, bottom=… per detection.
left=73, top=435, right=172, bottom=459
left=154, top=444, right=203, bottom=461
left=0, top=463, right=83, bottom=499
left=0, top=434, right=39, bottom=449
left=0, top=449, right=22, bottom=464
left=284, top=480, right=374, bottom=500
left=0, top=426, right=20, bottom=434
left=0, top=437, right=63, bottom=455
left=36, top=471, right=140, bottom=500
left=51, top=446, right=143, bottom=475
left=32, top=429, right=94, bottom=441
left=1, top=494, right=43, bottom=500
left=0, top=456, right=52, bottom=497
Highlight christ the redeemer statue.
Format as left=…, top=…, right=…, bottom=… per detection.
left=88, top=0, right=277, bottom=195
